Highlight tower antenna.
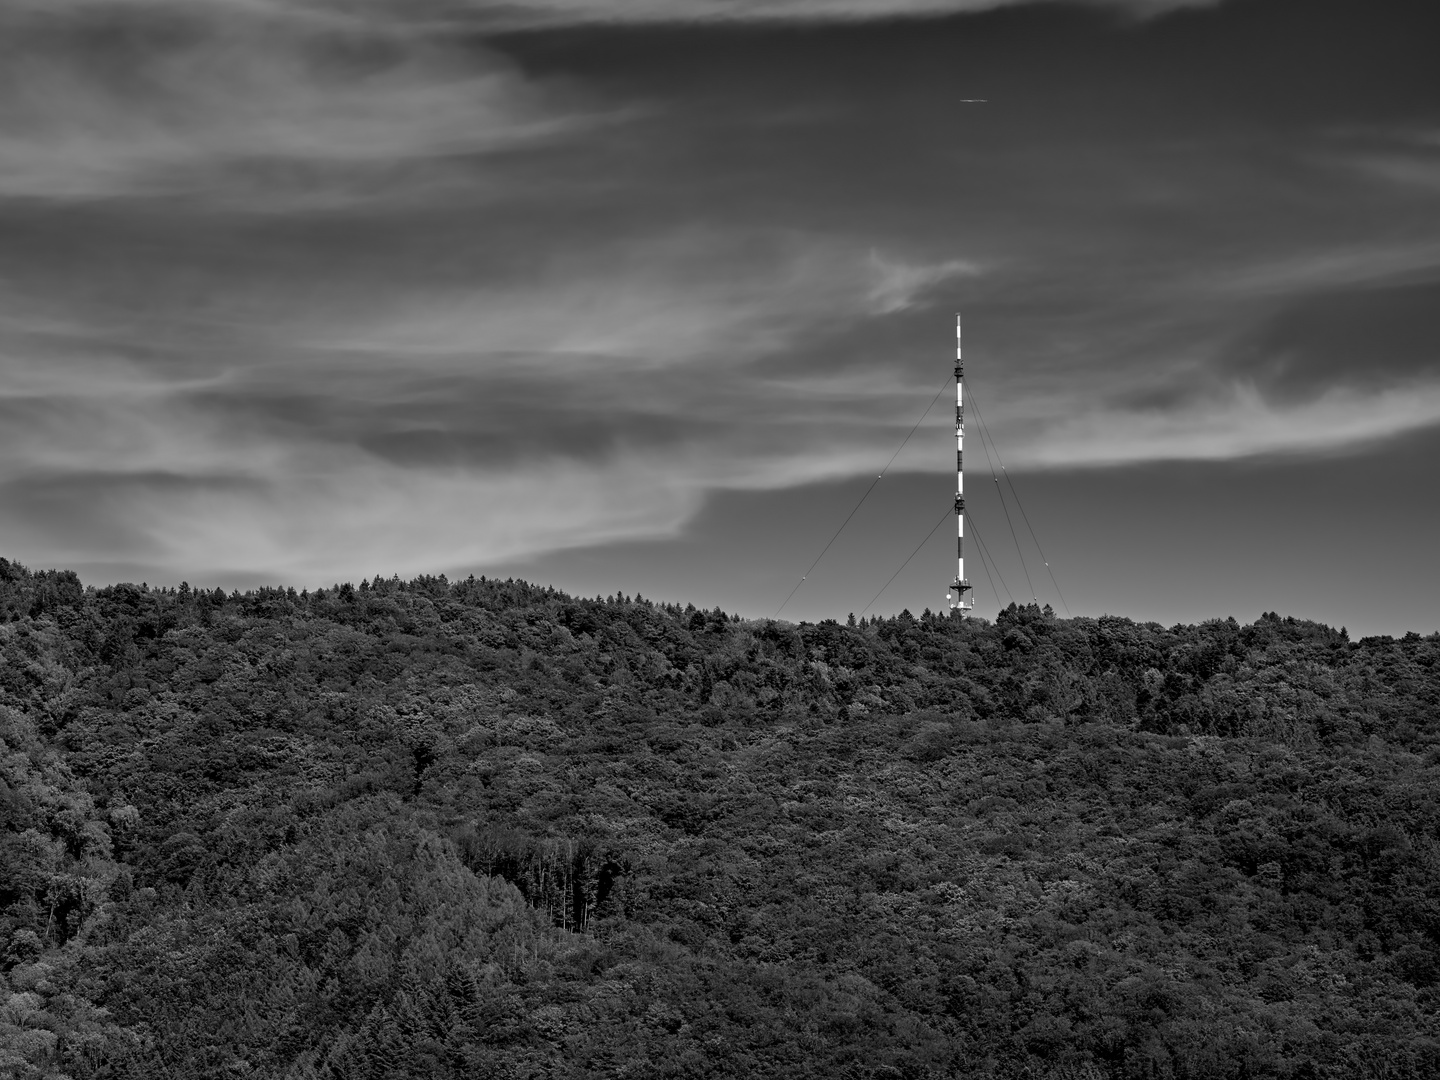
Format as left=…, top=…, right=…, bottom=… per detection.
left=948, top=313, right=974, bottom=619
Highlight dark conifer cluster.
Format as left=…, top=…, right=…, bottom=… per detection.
left=1, top=555, right=1437, bottom=1078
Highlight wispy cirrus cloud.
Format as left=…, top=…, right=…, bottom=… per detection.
left=0, top=0, right=1225, bottom=209
left=452, top=0, right=1220, bottom=28
left=1022, top=383, right=1440, bottom=468
left=6, top=0, right=1219, bottom=28
left=0, top=1, right=583, bottom=206
left=866, top=252, right=979, bottom=314
left=0, top=217, right=961, bottom=582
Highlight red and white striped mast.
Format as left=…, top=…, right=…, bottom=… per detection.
left=948, top=313, right=974, bottom=617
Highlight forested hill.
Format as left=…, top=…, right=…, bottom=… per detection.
left=2, top=557, right=1438, bottom=1080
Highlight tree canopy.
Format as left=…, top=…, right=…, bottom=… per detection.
left=1, top=556, right=1437, bottom=1078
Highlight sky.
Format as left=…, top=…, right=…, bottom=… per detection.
left=1, top=0, right=1438, bottom=636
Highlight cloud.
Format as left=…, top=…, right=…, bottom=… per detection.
left=1349, top=149, right=1440, bottom=194
left=1210, top=242, right=1440, bottom=299
left=0, top=223, right=962, bottom=582
left=321, top=229, right=863, bottom=367
left=73, top=0, right=1222, bottom=28
left=1322, top=125, right=1440, bottom=190
left=457, top=0, right=1219, bottom=27
left=0, top=1, right=579, bottom=206
left=1022, top=383, right=1440, bottom=468
left=1223, top=281, right=1440, bottom=404
left=866, top=252, right=979, bottom=314
left=964, top=270, right=1440, bottom=469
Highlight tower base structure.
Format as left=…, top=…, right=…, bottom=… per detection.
left=948, top=578, right=973, bottom=616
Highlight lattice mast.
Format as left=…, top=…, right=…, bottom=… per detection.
left=948, top=313, right=974, bottom=616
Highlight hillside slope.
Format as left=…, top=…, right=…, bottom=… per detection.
left=1, top=558, right=1438, bottom=1079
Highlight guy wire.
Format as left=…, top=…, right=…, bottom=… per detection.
left=858, top=504, right=953, bottom=618
left=967, top=382, right=1037, bottom=602
left=966, top=512, right=1009, bottom=608
left=774, top=374, right=953, bottom=618
left=963, top=382, right=1071, bottom=616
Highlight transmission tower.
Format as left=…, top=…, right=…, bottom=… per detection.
left=948, top=314, right=974, bottom=617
